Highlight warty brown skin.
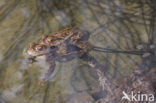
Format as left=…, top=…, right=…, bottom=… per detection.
left=26, top=27, right=98, bottom=82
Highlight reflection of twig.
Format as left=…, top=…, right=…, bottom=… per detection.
left=42, top=83, right=50, bottom=103
left=0, top=0, right=20, bottom=22
left=96, top=69, right=113, bottom=95
left=96, top=69, right=106, bottom=90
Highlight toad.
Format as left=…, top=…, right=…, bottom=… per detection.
left=26, top=27, right=145, bottom=82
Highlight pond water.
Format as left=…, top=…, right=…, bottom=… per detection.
left=0, top=0, right=156, bottom=103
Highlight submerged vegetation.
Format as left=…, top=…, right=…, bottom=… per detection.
left=0, top=0, right=156, bottom=103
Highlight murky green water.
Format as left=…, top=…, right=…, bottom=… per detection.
left=0, top=0, right=156, bottom=103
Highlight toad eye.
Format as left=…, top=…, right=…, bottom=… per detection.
left=35, top=46, right=43, bottom=51
left=47, top=38, right=52, bottom=42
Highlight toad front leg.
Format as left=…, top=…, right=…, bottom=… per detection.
left=41, top=57, right=56, bottom=82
